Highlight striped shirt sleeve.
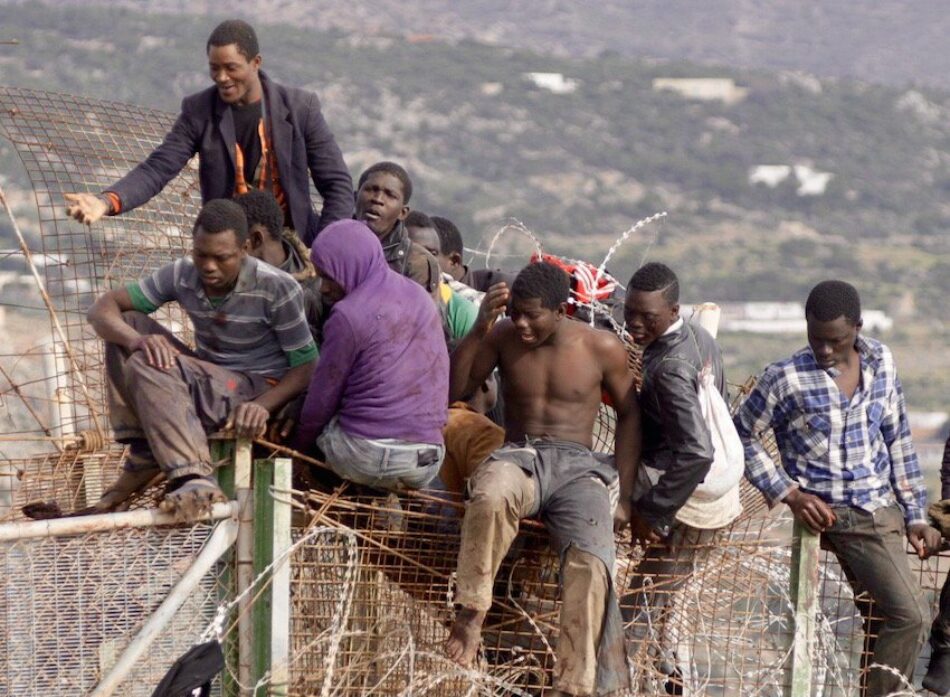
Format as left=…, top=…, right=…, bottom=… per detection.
left=269, top=279, right=317, bottom=366
left=126, top=260, right=179, bottom=313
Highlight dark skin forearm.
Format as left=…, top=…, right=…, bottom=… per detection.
left=449, top=324, right=490, bottom=402
left=614, top=389, right=642, bottom=503
left=449, top=281, right=508, bottom=402
left=253, top=362, right=315, bottom=414
left=87, top=291, right=141, bottom=350
left=225, top=361, right=315, bottom=439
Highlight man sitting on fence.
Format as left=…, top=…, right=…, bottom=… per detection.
left=734, top=279, right=940, bottom=697
left=235, top=190, right=322, bottom=342
left=431, top=214, right=516, bottom=295
left=444, top=261, right=639, bottom=697
left=618, top=262, right=742, bottom=694
left=406, top=209, right=478, bottom=342
left=354, top=162, right=441, bottom=302
left=87, top=199, right=317, bottom=517
left=293, top=219, right=449, bottom=491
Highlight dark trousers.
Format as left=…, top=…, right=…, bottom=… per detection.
left=931, top=572, right=950, bottom=653
left=821, top=504, right=929, bottom=697
left=106, top=312, right=271, bottom=481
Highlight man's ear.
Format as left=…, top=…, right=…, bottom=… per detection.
left=397, top=205, right=410, bottom=222
left=449, top=252, right=464, bottom=268
left=670, top=302, right=680, bottom=320
left=251, top=54, right=263, bottom=70
left=247, top=229, right=265, bottom=250
left=855, top=319, right=864, bottom=332
left=556, top=301, right=569, bottom=318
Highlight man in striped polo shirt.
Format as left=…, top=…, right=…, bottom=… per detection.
left=86, top=199, right=316, bottom=518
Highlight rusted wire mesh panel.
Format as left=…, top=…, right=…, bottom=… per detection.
left=815, top=548, right=950, bottom=696
left=290, top=488, right=787, bottom=696
left=0, top=522, right=226, bottom=696
left=0, top=86, right=198, bottom=436
left=0, top=443, right=166, bottom=522
left=288, top=485, right=950, bottom=696
left=0, top=443, right=124, bottom=521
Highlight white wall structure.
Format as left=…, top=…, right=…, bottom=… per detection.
left=524, top=72, right=579, bottom=94
left=653, top=77, right=748, bottom=104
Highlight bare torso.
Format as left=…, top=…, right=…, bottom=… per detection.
left=495, top=318, right=608, bottom=447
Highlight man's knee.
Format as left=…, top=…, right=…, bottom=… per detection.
left=467, top=459, right=532, bottom=511
left=562, top=546, right=608, bottom=591
left=881, top=585, right=930, bottom=637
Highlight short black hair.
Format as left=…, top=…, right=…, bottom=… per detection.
left=432, top=216, right=464, bottom=256
left=512, top=261, right=570, bottom=310
left=805, top=280, right=862, bottom=325
left=628, top=262, right=679, bottom=306
left=193, top=199, right=248, bottom=244
left=357, top=161, right=412, bottom=204
left=234, top=190, right=283, bottom=240
left=404, top=210, right=433, bottom=229
left=207, top=20, right=260, bottom=61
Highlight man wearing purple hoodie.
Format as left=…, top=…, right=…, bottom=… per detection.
left=294, top=219, right=450, bottom=490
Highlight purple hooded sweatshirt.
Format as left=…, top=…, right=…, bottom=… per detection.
left=294, top=219, right=449, bottom=448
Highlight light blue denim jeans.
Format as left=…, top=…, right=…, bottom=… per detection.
left=317, top=418, right=444, bottom=491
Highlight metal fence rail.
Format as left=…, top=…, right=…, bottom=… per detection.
left=0, top=519, right=228, bottom=696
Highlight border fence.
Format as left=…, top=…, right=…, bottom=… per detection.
left=0, top=86, right=947, bottom=696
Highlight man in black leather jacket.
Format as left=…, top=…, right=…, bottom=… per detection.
left=619, top=262, right=734, bottom=694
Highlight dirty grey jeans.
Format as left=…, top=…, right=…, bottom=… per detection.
left=821, top=504, right=929, bottom=697
left=317, top=418, right=444, bottom=491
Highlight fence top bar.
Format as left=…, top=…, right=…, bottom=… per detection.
left=0, top=500, right=238, bottom=541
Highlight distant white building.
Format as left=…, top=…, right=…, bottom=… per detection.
left=524, top=72, right=578, bottom=94
left=718, top=302, right=893, bottom=334
left=652, top=78, right=748, bottom=105
left=748, top=164, right=834, bottom=196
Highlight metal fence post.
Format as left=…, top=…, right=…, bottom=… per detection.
left=788, top=519, right=820, bottom=697
left=251, top=456, right=292, bottom=696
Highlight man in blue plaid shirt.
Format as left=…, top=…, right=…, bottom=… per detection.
left=734, top=280, right=941, bottom=697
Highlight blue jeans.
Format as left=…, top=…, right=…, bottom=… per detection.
left=317, top=418, right=444, bottom=491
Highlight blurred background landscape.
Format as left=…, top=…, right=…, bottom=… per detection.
left=0, top=1, right=946, bottom=484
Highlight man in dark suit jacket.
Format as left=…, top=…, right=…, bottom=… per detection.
left=65, top=19, right=352, bottom=245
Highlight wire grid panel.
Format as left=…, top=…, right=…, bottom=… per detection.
left=0, top=87, right=199, bottom=436
left=0, top=521, right=228, bottom=696
left=0, top=444, right=124, bottom=522
left=288, top=487, right=799, bottom=696
left=290, top=485, right=950, bottom=696
left=815, top=547, right=950, bottom=696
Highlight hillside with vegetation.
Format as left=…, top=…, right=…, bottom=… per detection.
left=18, top=0, right=950, bottom=90
left=0, top=4, right=947, bottom=409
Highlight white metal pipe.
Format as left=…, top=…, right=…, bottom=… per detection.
left=0, top=501, right=238, bottom=542
left=234, top=438, right=254, bottom=696
left=269, top=457, right=293, bottom=695
left=89, top=515, right=239, bottom=697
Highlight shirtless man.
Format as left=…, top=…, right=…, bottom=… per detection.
left=445, top=261, right=639, bottom=696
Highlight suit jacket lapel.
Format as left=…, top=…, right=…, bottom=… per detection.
left=262, top=73, right=293, bottom=180
left=215, top=95, right=238, bottom=177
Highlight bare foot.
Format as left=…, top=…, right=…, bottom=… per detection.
left=93, top=467, right=162, bottom=512
left=445, top=607, right=486, bottom=667
left=160, top=476, right=227, bottom=521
